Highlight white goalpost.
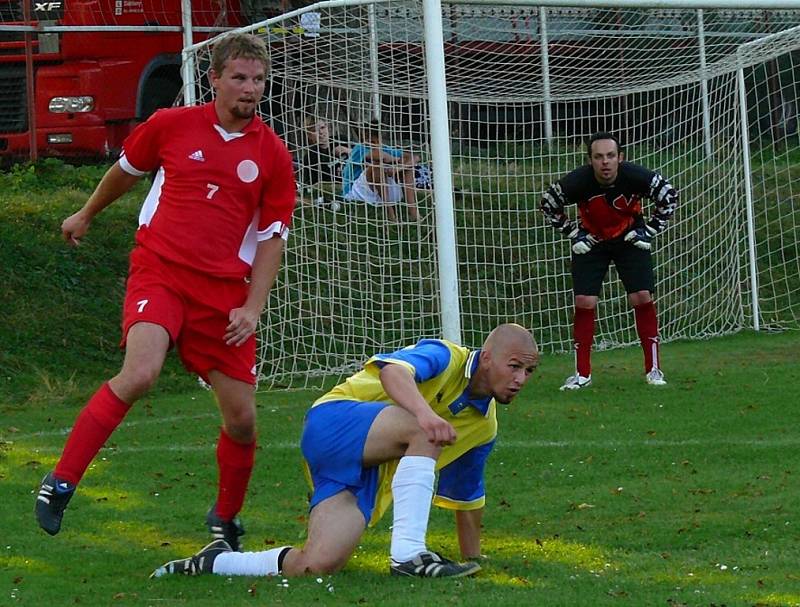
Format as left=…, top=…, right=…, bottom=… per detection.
left=184, top=0, right=800, bottom=389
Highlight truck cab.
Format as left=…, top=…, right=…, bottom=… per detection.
left=0, top=0, right=246, bottom=161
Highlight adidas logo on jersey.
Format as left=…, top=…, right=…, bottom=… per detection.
left=189, top=150, right=205, bottom=162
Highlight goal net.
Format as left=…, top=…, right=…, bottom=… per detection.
left=185, top=1, right=800, bottom=389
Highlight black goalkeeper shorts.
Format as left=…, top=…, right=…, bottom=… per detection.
left=571, top=237, right=655, bottom=296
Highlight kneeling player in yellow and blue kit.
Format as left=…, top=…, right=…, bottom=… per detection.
left=151, top=323, right=539, bottom=579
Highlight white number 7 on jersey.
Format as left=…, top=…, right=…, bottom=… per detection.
left=136, top=299, right=149, bottom=313
left=207, top=183, right=219, bottom=199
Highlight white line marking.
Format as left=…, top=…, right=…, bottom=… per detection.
left=9, top=413, right=219, bottom=441
left=9, top=403, right=304, bottom=442
left=498, top=437, right=800, bottom=448
left=11, top=437, right=800, bottom=454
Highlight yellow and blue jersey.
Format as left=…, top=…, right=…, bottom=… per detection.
left=311, top=339, right=497, bottom=526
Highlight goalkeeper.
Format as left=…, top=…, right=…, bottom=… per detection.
left=151, top=324, right=539, bottom=579
left=540, top=132, right=678, bottom=390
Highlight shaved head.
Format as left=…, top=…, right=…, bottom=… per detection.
left=483, top=323, right=538, bottom=358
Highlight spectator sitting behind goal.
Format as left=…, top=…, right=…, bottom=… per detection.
left=540, top=131, right=678, bottom=390
left=301, top=116, right=351, bottom=202
left=342, top=121, right=420, bottom=222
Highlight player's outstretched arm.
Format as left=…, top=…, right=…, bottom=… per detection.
left=61, top=162, right=141, bottom=246
left=379, top=364, right=456, bottom=446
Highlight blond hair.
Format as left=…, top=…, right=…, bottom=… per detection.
left=211, top=33, right=270, bottom=76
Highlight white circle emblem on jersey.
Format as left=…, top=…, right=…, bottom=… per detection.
left=237, top=159, right=259, bottom=183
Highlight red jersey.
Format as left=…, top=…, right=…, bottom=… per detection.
left=541, top=163, right=678, bottom=241
left=119, top=102, right=296, bottom=279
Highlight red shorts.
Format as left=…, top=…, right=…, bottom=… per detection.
left=121, top=246, right=257, bottom=385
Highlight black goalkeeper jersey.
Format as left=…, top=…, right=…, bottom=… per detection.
left=541, top=162, right=678, bottom=240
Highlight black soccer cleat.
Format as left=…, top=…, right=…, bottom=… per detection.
left=390, top=551, right=481, bottom=578
left=206, top=504, right=245, bottom=551
left=35, top=471, right=75, bottom=536
left=150, top=539, right=232, bottom=578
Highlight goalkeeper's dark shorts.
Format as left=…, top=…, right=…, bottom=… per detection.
left=571, top=237, right=655, bottom=296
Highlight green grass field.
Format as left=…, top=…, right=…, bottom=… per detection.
left=2, top=331, right=799, bottom=606
left=2, top=154, right=799, bottom=606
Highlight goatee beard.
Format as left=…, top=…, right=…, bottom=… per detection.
left=232, top=106, right=255, bottom=120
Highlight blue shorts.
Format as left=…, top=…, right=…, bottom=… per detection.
left=300, top=400, right=389, bottom=524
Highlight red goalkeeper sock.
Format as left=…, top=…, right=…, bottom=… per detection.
left=634, top=301, right=660, bottom=373
left=573, top=307, right=595, bottom=377
left=54, top=383, right=131, bottom=485
left=214, top=428, right=256, bottom=521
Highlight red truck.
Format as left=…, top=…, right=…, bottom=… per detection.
left=0, top=0, right=262, bottom=162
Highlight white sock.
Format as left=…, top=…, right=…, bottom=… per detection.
left=212, top=546, right=291, bottom=576
left=390, top=455, right=436, bottom=563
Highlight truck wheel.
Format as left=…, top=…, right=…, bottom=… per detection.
left=140, top=75, right=181, bottom=120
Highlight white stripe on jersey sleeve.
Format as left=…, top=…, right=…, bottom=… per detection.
left=257, top=221, right=289, bottom=242
left=119, top=152, right=149, bottom=177
left=238, top=217, right=289, bottom=266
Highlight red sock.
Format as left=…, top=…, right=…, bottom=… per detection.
left=54, top=383, right=131, bottom=485
left=215, top=428, right=256, bottom=521
left=634, top=301, right=660, bottom=373
left=574, top=307, right=595, bottom=377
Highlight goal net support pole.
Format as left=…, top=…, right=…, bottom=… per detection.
left=424, top=0, right=463, bottom=344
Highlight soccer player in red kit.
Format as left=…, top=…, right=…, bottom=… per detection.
left=35, top=33, right=295, bottom=549
left=541, top=132, right=678, bottom=390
